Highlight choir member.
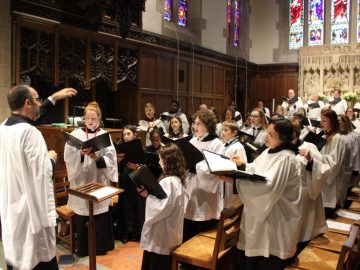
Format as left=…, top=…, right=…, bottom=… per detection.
left=183, top=109, right=223, bottom=241
left=304, top=93, right=324, bottom=120
left=116, top=125, right=145, bottom=243
left=138, top=103, right=167, bottom=146
left=64, top=101, right=118, bottom=257
left=245, top=107, right=267, bottom=147
left=161, top=100, right=189, bottom=135
left=239, top=112, right=251, bottom=132
left=164, top=116, right=188, bottom=140
left=281, top=89, right=304, bottom=117
left=346, top=107, right=360, bottom=131
left=221, top=121, right=247, bottom=208
left=144, top=129, right=164, bottom=180
left=229, top=101, right=243, bottom=126
left=327, top=89, right=347, bottom=115
left=139, top=144, right=186, bottom=270
left=232, top=118, right=302, bottom=270
left=257, top=100, right=271, bottom=119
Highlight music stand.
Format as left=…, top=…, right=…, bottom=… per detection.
left=68, top=182, right=123, bottom=270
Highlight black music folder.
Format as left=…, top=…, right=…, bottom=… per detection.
left=162, top=136, right=202, bottom=169
left=303, top=131, right=327, bottom=151
left=309, top=119, right=321, bottom=128
left=238, top=130, right=255, bottom=142
left=128, top=165, right=167, bottom=199
left=203, top=150, right=266, bottom=181
left=160, top=114, right=172, bottom=121
left=115, top=139, right=145, bottom=164
left=62, top=131, right=111, bottom=153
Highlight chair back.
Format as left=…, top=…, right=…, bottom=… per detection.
left=53, top=169, right=70, bottom=206
left=336, top=224, right=359, bottom=270
left=211, top=204, right=244, bottom=263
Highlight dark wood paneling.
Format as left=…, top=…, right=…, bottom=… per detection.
left=140, top=53, right=156, bottom=89
left=201, top=66, right=213, bottom=94
left=213, top=68, right=225, bottom=95
left=157, top=55, right=174, bottom=91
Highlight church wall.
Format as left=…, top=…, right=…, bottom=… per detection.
left=0, top=0, right=11, bottom=122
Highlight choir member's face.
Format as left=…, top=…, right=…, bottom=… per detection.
left=170, top=118, right=181, bottom=132
left=338, top=116, right=345, bottom=131
left=194, top=117, right=208, bottom=138
left=145, top=107, right=155, bottom=119
left=151, top=133, right=161, bottom=148
left=265, top=124, right=282, bottom=148
left=222, top=126, right=236, bottom=142
left=159, top=156, right=165, bottom=170
left=311, top=95, right=318, bottom=102
left=288, top=89, right=295, bottom=99
left=346, top=109, right=354, bottom=119
left=225, top=110, right=233, bottom=121
left=169, top=102, right=179, bottom=113
left=28, top=88, right=41, bottom=120
left=123, top=128, right=135, bottom=142
left=320, top=115, right=331, bottom=132
left=257, top=101, right=264, bottom=108
left=85, top=110, right=100, bottom=129
left=250, top=111, right=261, bottom=126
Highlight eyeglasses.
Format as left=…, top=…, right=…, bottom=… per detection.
left=30, top=97, right=42, bottom=103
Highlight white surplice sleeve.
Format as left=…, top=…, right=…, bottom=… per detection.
left=23, top=127, right=56, bottom=233
left=237, top=154, right=300, bottom=222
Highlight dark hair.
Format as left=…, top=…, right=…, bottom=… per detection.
left=269, top=118, right=294, bottom=144
left=338, top=114, right=353, bottom=135
left=149, top=128, right=162, bottom=139
left=120, top=125, right=137, bottom=143
left=159, top=143, right=186, bottom=185
left=192, top=109, right=217, bottom=135
left=346, top=107, right=356, bottom=120
left=170, top=100, right=179, bottom=107
left=168, top=116, right=184, bottom=138
left=291, top=119, right=302, bottom=139
left=7, top=85, right=32, bottom=111
left=321, top=108, right=339, bottom=135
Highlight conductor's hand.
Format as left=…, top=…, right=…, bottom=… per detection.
left=117, top=153, right=125, bottom=163
left=230, top=155, right=243, bottom=166
left=48, top=150, right=58, bottom=163
left=126, top=162, right=139, bottom=170
left=137, top=185, right=149, bottom=198
left=80, top=147, right=93, bottom=156
left=51, top=88, right=77, bottom=101
left=299, top=148, right=312, bottom=162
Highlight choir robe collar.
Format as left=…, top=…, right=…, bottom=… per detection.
left=268, top=143, right=298, bottom=154
left=5, top=113, right=36, bottom=126
left=81, top=127, right=100, bottom=133
left=197, top=133, right=218, bottom=142
left=288, top=96, right=299, bottom=105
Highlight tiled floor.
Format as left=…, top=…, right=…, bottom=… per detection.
left=0, top=240, right=143, bottom=270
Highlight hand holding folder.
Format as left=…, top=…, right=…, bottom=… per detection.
left=203, top=150, right=266, bottom=181
left=62, top=131, right=111, bottom=153
left=128, top=165, right=166, bottom=199
left=303, top=131, right=327, bottom=151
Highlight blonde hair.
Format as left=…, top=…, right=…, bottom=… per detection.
left=84, top=101, right=102, bottom=120
left=222, top=120, right=239, bottom=133
left=144, top=102, right=155, bottom=110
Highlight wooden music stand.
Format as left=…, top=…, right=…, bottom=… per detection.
left=68, top=182, right=123, bottom=270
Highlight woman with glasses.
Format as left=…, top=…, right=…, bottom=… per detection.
left=64, top=101, right=118, bottom=257
left=245, top=107, right=268, bottom=147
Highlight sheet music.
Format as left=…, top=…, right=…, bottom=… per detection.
left=326, top=220, right=351, bottom=232
left=336, top=209, right=360, bottom=220
left=88, top=186, right=118, bottom=199
left=203, top=150, right=237, bottom=172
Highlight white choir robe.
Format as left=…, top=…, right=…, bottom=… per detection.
left=350, top=132, right=360, bottom=186
left=337, top=134, right=354, bottom=207
left=64, top=128, right=118, bottom=216
left=320, top=134, right=346, bottom=209
left=281, top=98, right=304, bottom=117
left=236, top=148, right=302, bottom=260
left=221, top=139, right=247, bottom=209
left=138, top=119, right=167, bottom=146
left=327, top=98, right=348, bottom=115
left=184, top=136, right=223, bottom=221
left=304, top=100, right=324, bottom=120
left=352, top=119, right=360, bottom=131
left=0, top=121, right=57, bottom=270
left=216, top=122, right=223, bottom=139
left=140, top=176, right=184, bottom=255
left=161, top=111, right=189, bottom=135
left=297, top=142, right=330, bottom=242
left=234, top=111, right=243, bottom=127
left=245, top=126, right=266, bottom=146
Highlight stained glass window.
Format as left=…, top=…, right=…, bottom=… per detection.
left=289, top=0, right=304, bottom=49
left=234, top=0, right=240, bottom=47
left=331, top=0, right=350, bottom=44
left=357, top=0, right=360, bottom=42
left=308, top=0, right=324, bottom=46
left=178, top=0, right=187, bottom=27
left=227, top=0, right=231, bottom=44
left=164, top=0, right=172, bottom=22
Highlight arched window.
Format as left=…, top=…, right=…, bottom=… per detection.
left=289, top=0, right=304, bottom=49
left=331, top=0, right=350, bottom=44
left=308, top=0, right=324, bottom=46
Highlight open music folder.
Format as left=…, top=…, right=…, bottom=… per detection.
left=62, top=131, right=112, bottom=153
left=114, top=139, right=145, bottom=164
left=303, top=131, right=327, bottom=151
left=202, top=150, right=266, bottom=181
left=128, top=165, right=167, bottom=199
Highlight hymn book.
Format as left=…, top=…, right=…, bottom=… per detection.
left=303, top=131, right=327, bottom=151
left=62, top=131, right=112, bottom=153
left=203, top=150, right=266, bottom=181
left=128, top=165, right=167, bottom=199
left=115, top=139, right=145, bottom=164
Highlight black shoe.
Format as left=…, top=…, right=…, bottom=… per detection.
left=129, top=232, right=139, bottom=241
left=120, top=234, right=129, bottom=244
left=75, top=250, right=88, bottom=258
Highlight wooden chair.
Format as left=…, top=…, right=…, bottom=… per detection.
left=286, top=225, right=359, bottom=270
left=53, top=169, right=76, bottom=253
left=172, top=204, right=244, bottom=270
